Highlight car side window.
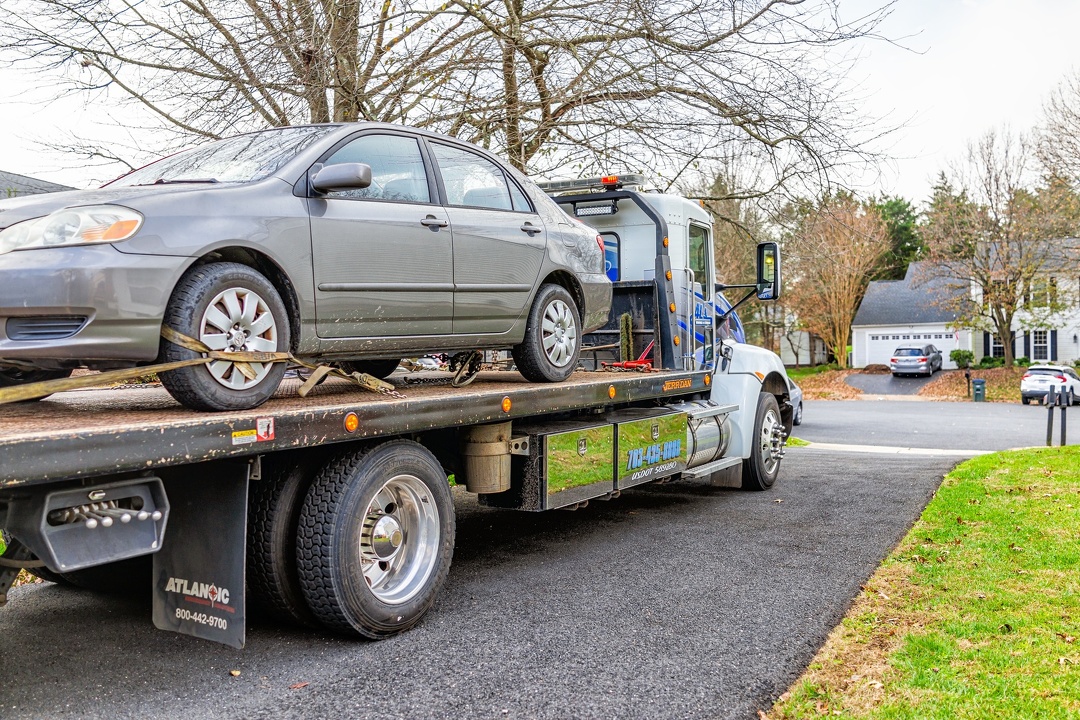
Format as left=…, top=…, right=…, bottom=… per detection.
left=508, top=180, right=533, bottom=212
left=431, top=142, right=513, bottom=210
left=322, top=134, right=430, bottom=203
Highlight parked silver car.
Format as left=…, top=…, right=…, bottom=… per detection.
left=890, top=344, right=942, bottom=377
left=0, top=124, right=611, bottom=410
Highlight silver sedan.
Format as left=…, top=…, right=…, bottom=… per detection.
left=0, top=124, right=611, bottom=410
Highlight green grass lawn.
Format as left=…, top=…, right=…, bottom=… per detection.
left=786, top=364, right=841, bottom=382
left=771, top=446, right=1080, bottom=719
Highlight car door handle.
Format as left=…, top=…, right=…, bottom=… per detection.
left=520, top=223, right=542, bottom=236
left=420, top=215, right=448, bottom=229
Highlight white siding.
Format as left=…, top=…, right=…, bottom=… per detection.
left=853, top=325, right=972, bottom=369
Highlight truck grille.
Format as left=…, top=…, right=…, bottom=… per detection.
left=6, top=315, right=88, bottom=341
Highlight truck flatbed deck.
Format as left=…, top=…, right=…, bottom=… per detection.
left=0, top=369, right=710, bottom=488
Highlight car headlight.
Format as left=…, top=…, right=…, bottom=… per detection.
left=0, top=205, right=143, bottom=256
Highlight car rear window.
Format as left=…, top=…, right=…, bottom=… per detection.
left=894, top=348, right=923, bottom=356
left=1027, top=369, right=1062, bottom=376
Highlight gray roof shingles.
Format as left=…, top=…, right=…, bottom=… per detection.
left=0, top=170, right=73, bottom=197
left=853, top=262, right=966, bottom=327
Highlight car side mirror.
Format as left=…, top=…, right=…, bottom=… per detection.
left=756, top=241, right=781, bottom=300
left=311, top=163, right=372, bottom=194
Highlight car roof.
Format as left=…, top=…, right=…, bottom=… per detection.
left=893, top=344, right=930, bottom=349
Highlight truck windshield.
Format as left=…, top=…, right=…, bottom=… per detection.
left=107, top=126, right=337, bottom=187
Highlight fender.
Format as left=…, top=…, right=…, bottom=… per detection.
left=707, top=340, right=790, bottom=460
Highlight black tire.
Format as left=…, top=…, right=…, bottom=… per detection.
left=1022, top=396, right=1031, bottom=405
left=512, top=284, right=581, bottom=383
left=297, top=440, right=455, bottom=638
left=0, top=367, right=73, bottom=401
left=340, top=359, right=401, bottom=380
left=247, top=457, right=320, bottom=627
left=159, top=263, right=290, bottom=411
left=742, top=392, right=783, bottom=491
left=793, top=401, right=804, bottom=426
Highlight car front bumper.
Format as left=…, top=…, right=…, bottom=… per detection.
left=0, top=245, right=190, bottom=367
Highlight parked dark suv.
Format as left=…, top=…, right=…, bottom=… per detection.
left=0, top=124, right=612, bottom=411
left=890, top=344, right=943, bottom=377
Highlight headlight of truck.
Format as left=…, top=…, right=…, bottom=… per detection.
left=0, top=205, right=143, bottom=256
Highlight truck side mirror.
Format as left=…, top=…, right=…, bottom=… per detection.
left=311, top=163, right=373, bottom=194
left=756, top=241, right=781, bottom=300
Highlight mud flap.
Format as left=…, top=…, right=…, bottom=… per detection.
left=152, top=461, right=249, bottom=649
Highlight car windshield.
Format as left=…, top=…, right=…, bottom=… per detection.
left=894, top=348, right=924, bottom=356
left=106, top=126, right=337, bottom=187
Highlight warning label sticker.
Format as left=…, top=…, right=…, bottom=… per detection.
left=231, top=429, right=257, bottom=445
left=232, top=418, right=275, bottom=446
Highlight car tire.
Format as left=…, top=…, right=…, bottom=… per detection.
left=0, top=367, right=73, bottom=401
left=742, top=392, right=783, bottom=491
left=1022, top=396, right=1031, bottom=405
left=512, top=284, right=581, bottom=383
left=793, top=401, right=803, bottom=426
left=159, top=263, right=290, bottom=411
left=296, top=440, right=455, bottom=638
left=248, top=456, right=321, bottom=628
left=340, top=359, right=401, bottom=380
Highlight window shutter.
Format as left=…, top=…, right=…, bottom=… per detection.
left=1024, top=332, right=1030, bottom=358
left=1011, top=332, right=1016, bottom=359
left=1051, top=330, right=1058, bottom=361
left=983, top=332, right=990, bottom=357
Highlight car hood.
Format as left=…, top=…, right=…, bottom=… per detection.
left=0, top=186, right=225, bottom=229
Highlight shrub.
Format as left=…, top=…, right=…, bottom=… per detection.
left=1014, top=356, right=1030, bottom=367
left=949, top=349, right=974, bottom=369
left=978, top=355, right=1005, bottom=369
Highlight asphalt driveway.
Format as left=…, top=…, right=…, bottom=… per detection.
left=844, top=371, right=937, bottom=395
left=2, top=399, right=1034, bottom=720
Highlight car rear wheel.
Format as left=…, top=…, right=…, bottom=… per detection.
left=793, top=401, right=803, bottom=426
left=340, top=359, right=401, bottom=380
left=512, top=284, right=581, bottom=383
left=1022, top=396, right=1031, bottom=405
left=159, top=263, right=290, bottom=411
left=0, top=367, right=73, bottom=401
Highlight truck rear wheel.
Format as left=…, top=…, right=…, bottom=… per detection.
left=742, top=392, right=783, bottom=491
left=247, top=457, right=320, bottom=627
left=296, top=440, right=455, bottom=638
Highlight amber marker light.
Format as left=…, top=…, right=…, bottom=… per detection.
left=673, top=336, right=680, bottom=346
left=665, top=270, right=672, bottom=280
left=501, top=396, right=512, bottom=413
left=704, top=374, right=711, bottom=386
left=608, top=385, right=616, bottom=399
left=669, top=302, right=676, bottom=312
left=663, top=237, right=669, bottom=247
left=344, top=412, right=360, bottom=433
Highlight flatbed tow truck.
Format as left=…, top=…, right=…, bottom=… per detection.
left=0, top=175, right=791, bottom=648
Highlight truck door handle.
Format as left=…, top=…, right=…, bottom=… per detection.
left=520, top=223, right=542, bottom=236
left=420, top=215, right=448, bottom=229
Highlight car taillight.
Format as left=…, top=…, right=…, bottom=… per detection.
left=1022, top=373, right=1031, bottom=380
left=1057, top=375, right=1067, bottom=382
left=918, top=357, right=927, bottom=362
left=596, top=234, right=604, bottom=254
left=890, top=358, right=897, bottom=363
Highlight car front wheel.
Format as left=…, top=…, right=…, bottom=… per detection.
left=159, top=263, right=290, bottom=411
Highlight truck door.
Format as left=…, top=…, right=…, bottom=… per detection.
left=680, top=222, right=715, bottom=370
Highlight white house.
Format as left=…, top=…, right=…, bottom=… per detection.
left=852, top=261, right=1080, bottom=368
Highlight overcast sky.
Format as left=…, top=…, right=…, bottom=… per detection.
left=1, top=0, right=1078, bottom=205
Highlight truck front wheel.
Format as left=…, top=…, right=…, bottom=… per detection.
left=742, top=392, right=783, bottom=491
left=297, top=440, right=455, bottom=638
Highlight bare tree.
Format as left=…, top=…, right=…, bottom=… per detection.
left=1036, top=70, right=1080, bottom=182
left=786, top=192, right=889, bottom=368
left=0, top=0, right=893, bottom=189
left=921, top=130, right=1079, bottom=366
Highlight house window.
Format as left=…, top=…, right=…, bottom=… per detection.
left=1033, top=330, right=1048, bottom=361
left=991, top=335, right=1005, bottom=358
left=902, top=335, right=911, bottom=340
left=870, top=335, right=879, bottom=341
left=934, top=334, right=943, bottom=339
left=892, top=335, right=900, bottom=340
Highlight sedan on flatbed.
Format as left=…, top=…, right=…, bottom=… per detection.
left=0, top=124, right=611, bottom=411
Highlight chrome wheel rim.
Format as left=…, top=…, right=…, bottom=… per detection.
left=758, top=406, right=783, bottom=475
left=199, top=287, right=278, bottom=390
left=358, top=473, right=440, bottom=605
left=541, top=298, right=577, bottom=368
